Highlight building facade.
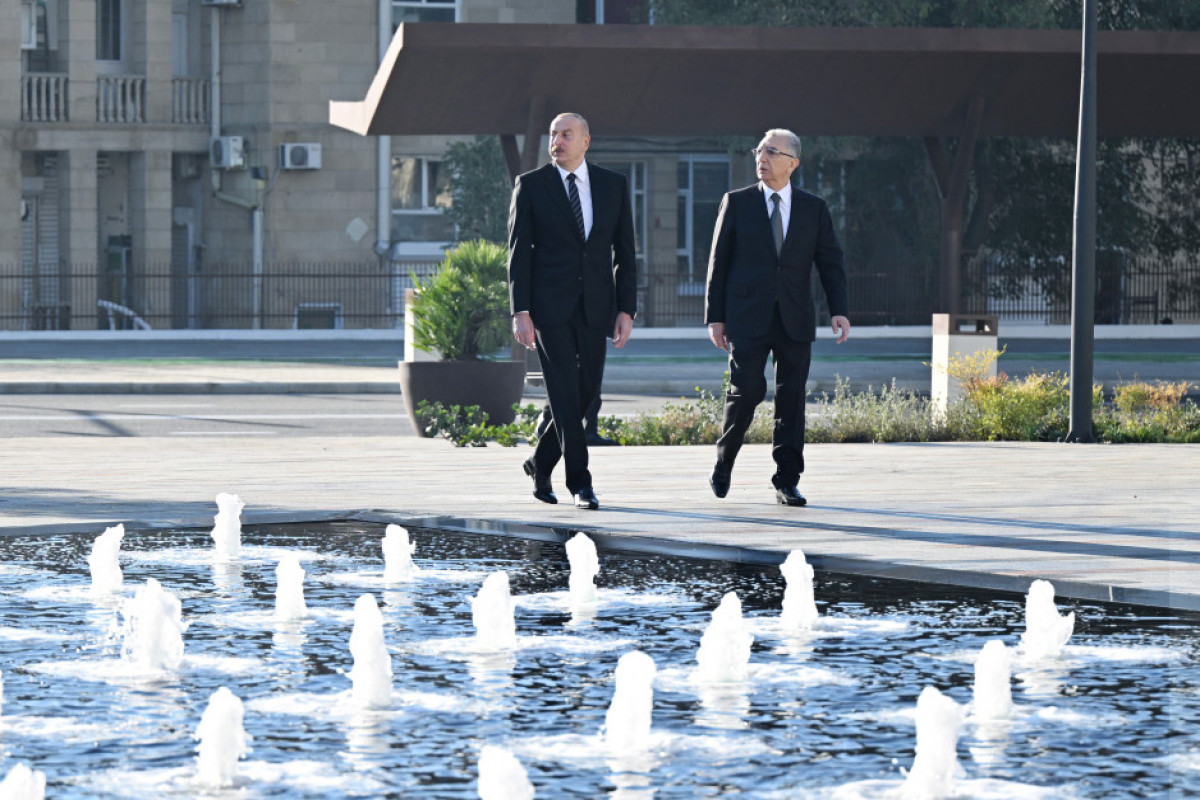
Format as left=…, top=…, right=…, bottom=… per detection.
left=4, top=0, right=757, bottom=330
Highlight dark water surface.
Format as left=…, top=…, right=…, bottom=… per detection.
left=0, top=521, right=1195, bottom=798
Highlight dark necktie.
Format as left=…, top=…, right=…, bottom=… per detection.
left=770, top=192, right=784, bottom=256
left=567, top=173, right=585, bottom=239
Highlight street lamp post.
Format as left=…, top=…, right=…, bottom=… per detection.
left=1067, top=0, right=1098, bottom=443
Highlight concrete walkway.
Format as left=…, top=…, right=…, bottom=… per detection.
left=2, top=429, right=1196, bottom=612
left=1, top=331, right=1197, bottom=613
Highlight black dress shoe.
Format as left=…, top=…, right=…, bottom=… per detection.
left=586, top=432, right=618, bottom=446
left=775, top=485, right=807, bottom=507
left=522, top=459, right=557, bottom=505
left=573, top=486, right=599, bottom=510
left=710, top=465, right=731, bottom=498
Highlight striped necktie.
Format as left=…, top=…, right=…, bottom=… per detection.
left=567, top=173, right=585, bottom=239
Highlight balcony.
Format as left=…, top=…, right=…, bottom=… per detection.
left=19, top=73, right=210, bottom=125
left=172, top=76, right=210, bottom=124
left=96, top=75, right=145, bottom=123
left=20, top=72, right=69, bottom=122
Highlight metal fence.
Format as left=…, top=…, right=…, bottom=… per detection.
left=0, top=262, right=439, bottom=331
left=2, top=256, right=1195, bottom=332
left=963, top=253, right=1200, bottom=325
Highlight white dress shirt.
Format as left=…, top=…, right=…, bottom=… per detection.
left=557, top=162, right=594, bottom=239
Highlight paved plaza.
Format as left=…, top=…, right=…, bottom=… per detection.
left=0, top=328, right=1197, bottom=613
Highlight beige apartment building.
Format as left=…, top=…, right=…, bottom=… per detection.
left=4, top=0, right=746, bottom=330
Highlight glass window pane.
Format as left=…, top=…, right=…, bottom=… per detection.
left=393, top=1, right=456, bottom=26
left=691, top=162, right=729, bottom=267
left=428, top=161, right=452, bottom=209
left=391, top=157, right=422, bottom=209
left=97, top=0, right=121, bottom=61
left=677, top=160, right=689, bottom=190
left=676, top=194, right=687, bottom=252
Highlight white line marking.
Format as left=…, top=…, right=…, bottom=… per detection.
left=169, top=431, right=280, bottom=436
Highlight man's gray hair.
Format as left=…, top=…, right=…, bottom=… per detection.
left=763, top=128, right=801, bottom=159
left=552, top=112, right=590, bottom=136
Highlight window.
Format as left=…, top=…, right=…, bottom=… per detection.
left=391, top=156, right=454, bottom=245
left=393, top=0, right=457, bottom=29
left=676, top=156, right=730, bottom=288
left=595, top=161, right=647, bottom=273
left=577, top=0, right=643, bottom=24
left=97, top=0, right=121, bottom=61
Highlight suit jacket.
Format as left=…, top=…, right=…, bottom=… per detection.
left=508, top=162, right=638, bottom=330
left=704, top=184, right=848, bottom=343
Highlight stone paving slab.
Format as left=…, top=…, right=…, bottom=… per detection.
left=2, top=435, right=1195, bottom=612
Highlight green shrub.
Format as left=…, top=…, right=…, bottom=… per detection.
left=415, top=368, right=1199, bottom=447
left=1096, top=381, right=1200, bottom=443
left=417, top=401, right=541, bottom=447
left=961, top=371, right=1070, bottom=441
left=408, top=240, right=510, bottom=361
left=808, top=377, right=954, bottom=443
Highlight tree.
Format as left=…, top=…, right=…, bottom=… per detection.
left=649, top=0, right=1200, bottom=315
left=441, top=136, right=512, bottom=244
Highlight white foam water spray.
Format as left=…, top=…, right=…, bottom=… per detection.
left=477, top=745, right=536, bottom=800
left=348, top=594, right=393, bottom=709
left=972, top=639, right=1014, bottom=720
left=0, top=763, right=46, bottom=799
left=87, top=523, right=125, bottom=595
left=901, top=686, right=963, bottom=799
left=210, top=493, right=245, bottom=561
left=120, top=578, right=186, bottom=672
left=194, top=686, right=251, bottom=788
left=779, top=549, right=818, bottom=630
left=695, top=591, right=753, bottom=683
left=1019, top=579, right=1075, bottom=660
left=566, top=532, right=599, bottom=609
left=472, top=572, right=517, bottom=652
left=382, top=524, right=418, bottom=582
left=273, top=555, right=309, bottom=621
left=603, top=650, right=657, bottom=756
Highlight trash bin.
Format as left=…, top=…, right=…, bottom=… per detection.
left=403, top=288, right=439, bottom=363
left=930, top=314, right=998, bottom=416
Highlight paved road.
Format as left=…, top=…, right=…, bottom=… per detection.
left=2, top=329, right=1198, bottom=397
left=0, top=394, right=414, bottom=438
left=0, top=392, right=682, bottom=438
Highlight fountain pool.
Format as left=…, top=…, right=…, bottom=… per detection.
left=0, top=521, right=1195, bottom=798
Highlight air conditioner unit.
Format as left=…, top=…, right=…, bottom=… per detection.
left=200, top=0, right=242, bottom=6
left=280, top=143, right=322, bottom=171
left=21, top=0, right=37, bottom=49
left=210, top=136, right=245, bottom=170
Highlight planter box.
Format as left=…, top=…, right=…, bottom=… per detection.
left=397, top=360, right=527, bottom=436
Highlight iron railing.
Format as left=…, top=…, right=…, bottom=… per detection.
left=0, top=262, right=440, bottom=331
left=1, top=257, right=1195, bottom=331
left=963, top=253, right=1199, bottom=325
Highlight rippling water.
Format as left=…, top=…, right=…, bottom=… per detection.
left=0, top=522, right=1195, bottom=798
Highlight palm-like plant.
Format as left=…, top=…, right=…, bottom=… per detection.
left=408, top=239, right=510, bottom=361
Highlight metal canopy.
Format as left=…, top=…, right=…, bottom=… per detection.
left=330, top=23, right=1200, bottom=140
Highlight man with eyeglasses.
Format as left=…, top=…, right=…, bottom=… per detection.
left=704, top=128, right=850, bottom=506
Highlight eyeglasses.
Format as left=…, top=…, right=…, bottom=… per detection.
left=750, top=145, right=797, bottom=160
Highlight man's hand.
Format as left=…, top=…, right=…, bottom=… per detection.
left=512, top=311, right=536, bottom=350
left=708, top=322, right=729, bottom=352
left=832, top=315, right=851, bottom=344
left=612, top=312, right=634, bottom=349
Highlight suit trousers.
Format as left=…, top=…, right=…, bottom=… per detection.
left=715, top=305, right=812, bottom=486
left=532, top=303, right=607, bottom=493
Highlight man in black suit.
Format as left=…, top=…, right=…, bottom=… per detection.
left=705, top=128, right=850, bottom=506
left=509, top=112, right=637, bottom=509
